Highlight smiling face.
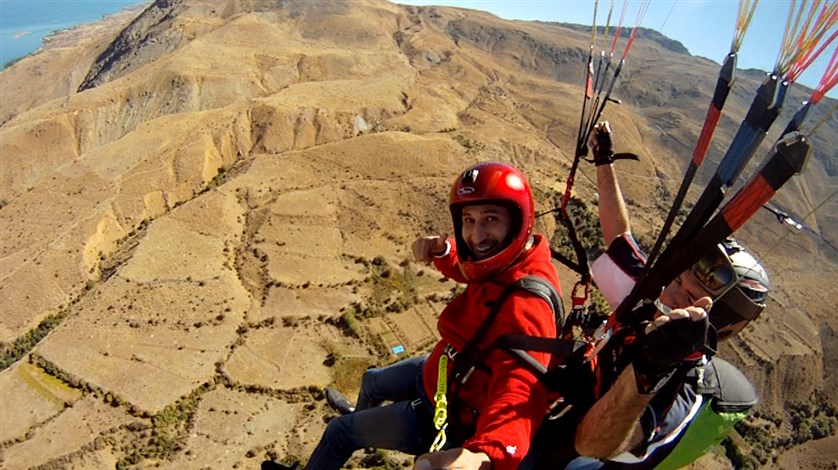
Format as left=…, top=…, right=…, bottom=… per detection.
left=460, top=203, right=513, bottom=261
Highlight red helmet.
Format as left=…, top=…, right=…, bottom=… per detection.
left=449, top=162, right=535, bottom=281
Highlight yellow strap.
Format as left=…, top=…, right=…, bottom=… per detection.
left=429, top=353, right=449, bottom=452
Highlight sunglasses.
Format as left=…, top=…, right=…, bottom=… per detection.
left=691, top=244, right=768, bottom=340
left=691, top=245, right=738, bottom=298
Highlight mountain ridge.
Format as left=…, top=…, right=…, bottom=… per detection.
left=1, top=0, right=836, bottom=468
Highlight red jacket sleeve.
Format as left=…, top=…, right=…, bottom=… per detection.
left=433, top=239, right=468, bottom=283
left=462, top=293, right=556, bottom=470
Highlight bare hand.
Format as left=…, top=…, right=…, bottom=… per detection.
left=413, top=448, right=492, bottom=470
left=412, top=233, right=448, bottom=263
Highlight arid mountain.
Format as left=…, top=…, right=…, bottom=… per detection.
left=1, top=0, right=836, bottom=468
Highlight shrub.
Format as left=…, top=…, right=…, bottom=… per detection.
left=359, top=449, right=401, bottom=469
left=1, top=313, right=66, bottom=370
left=338, top=312, right=362, bottom=338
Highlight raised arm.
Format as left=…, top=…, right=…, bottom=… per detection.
left=590, top=122, right=631, bottom=243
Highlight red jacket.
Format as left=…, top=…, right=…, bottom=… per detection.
left=422, top=234, right=561, bottom=470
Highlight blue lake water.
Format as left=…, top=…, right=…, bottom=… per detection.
left=0, top=0, right=147, bottom=69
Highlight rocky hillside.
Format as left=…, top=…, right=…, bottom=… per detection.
left=1, top=0, right=836, bottom=468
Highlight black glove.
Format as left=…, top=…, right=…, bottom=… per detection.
left=586, top=122, right=640, bottom=166
left=590, top=123, right=615, bottom=165
left=633, top=314, right=710, bottom=394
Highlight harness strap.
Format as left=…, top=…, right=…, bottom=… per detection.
left=584, top=151, right=640, bottom=165
left=428, top=275, right=563, bottom=452
left=516, top=275, right=566, bottom=327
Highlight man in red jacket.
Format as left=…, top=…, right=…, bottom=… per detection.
left=263, top=162, right=561, bottom=470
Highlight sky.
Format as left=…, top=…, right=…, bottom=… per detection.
left=399, top=0, right=835, bottom=98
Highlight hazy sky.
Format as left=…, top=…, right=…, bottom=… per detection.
left=400, top=0, right=835, bottom=98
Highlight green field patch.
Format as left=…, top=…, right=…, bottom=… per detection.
left=17, top=362, right=81, bottom=408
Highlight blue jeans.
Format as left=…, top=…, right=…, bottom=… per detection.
left=565, top=457, right=605, bottom=469
left=304, top=356, right=436, bottom=470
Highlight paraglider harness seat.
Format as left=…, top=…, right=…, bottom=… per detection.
left=647, top=357, right=757, bottom=470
